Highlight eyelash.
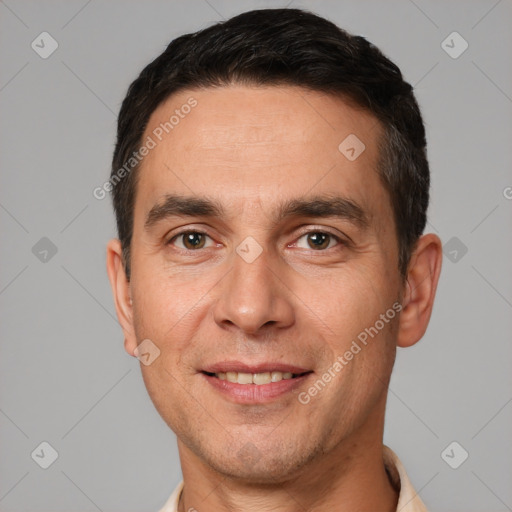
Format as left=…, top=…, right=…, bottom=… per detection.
left=167, top=228, right=347, bottom=252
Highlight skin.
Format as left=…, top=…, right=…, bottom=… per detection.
left=107, top=85, right=442, bottom=512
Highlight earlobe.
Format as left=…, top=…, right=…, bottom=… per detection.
left=397, top=234, right=443, bottom=348
left=106, top=239, right=137, bottom=357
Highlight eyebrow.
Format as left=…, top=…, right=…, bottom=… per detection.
left=144, top=193, right=370, bottom=230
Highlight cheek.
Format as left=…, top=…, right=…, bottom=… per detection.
left=305, top=265, right=399, bottom=399
left=130, top=265, right=202, bottom=339
left=302, top=264, right=398, bottom=339
left=130, top=269, right=207, bottom=382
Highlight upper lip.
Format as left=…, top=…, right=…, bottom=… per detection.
left=202, top=361, right=312, bottom=374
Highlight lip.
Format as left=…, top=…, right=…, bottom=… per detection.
left=202, top=373, right=312, bottom=403
left=200, top=361, right=313, bottom=404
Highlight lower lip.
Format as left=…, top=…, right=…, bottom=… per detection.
left=202, top=373, right=312, bottom=403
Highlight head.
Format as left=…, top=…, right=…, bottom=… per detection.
left=107, top=8, right=442, bottom=484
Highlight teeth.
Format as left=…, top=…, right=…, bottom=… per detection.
left=237, top=372, right=253, bottom=385
left=253, top=372, right=271, bottom=385
left=214, top=371, right=296, bottom=385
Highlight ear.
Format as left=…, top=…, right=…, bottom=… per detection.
left=397, top=233, right=443, bottom=348
left=106, top=239, right=137, bottom=357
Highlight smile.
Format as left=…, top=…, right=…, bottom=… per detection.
left=204, top=370, right=304, bottom=385
left=200, top=363, right=313, bottom=403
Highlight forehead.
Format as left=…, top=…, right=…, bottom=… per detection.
left=135, top=85, right=391, bottom=227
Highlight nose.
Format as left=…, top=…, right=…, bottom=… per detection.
left=212, top=247, right=295, bottom=335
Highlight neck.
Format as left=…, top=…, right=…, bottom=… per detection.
left=177, top=402, right=398, bottom=512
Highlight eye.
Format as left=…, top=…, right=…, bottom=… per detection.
left=294, top=231, right=342, bottom=251
left=169, top=231, right=214, bottom=250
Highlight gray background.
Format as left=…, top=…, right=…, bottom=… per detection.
left=0, top=0, right=511, bottom=511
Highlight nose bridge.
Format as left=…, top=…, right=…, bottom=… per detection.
left=233, top=243, right=273, bottom=301
left=213, top=242, right=294, bottom=334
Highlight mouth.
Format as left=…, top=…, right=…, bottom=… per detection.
left=200, top=362, right=313, bottom=403
left=202, top=370, right=310, bottom=385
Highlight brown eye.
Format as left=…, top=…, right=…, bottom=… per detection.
left=306, top=232, right=332, bottom=250
left=294, top=231, right=341, bottom=251
left=171, top=231, right=212, bottom=250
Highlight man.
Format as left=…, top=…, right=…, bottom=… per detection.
left=106, top=8, right=442, bottom=512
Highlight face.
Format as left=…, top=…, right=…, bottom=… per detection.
left=113, top=85, right=407, bottom=482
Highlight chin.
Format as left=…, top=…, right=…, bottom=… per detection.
left=211, top=458, right=300, bottom=485
left=198, top=438, right=320, bottom=485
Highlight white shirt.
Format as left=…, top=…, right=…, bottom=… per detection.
left=158, top=445, right=428, bottom=512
